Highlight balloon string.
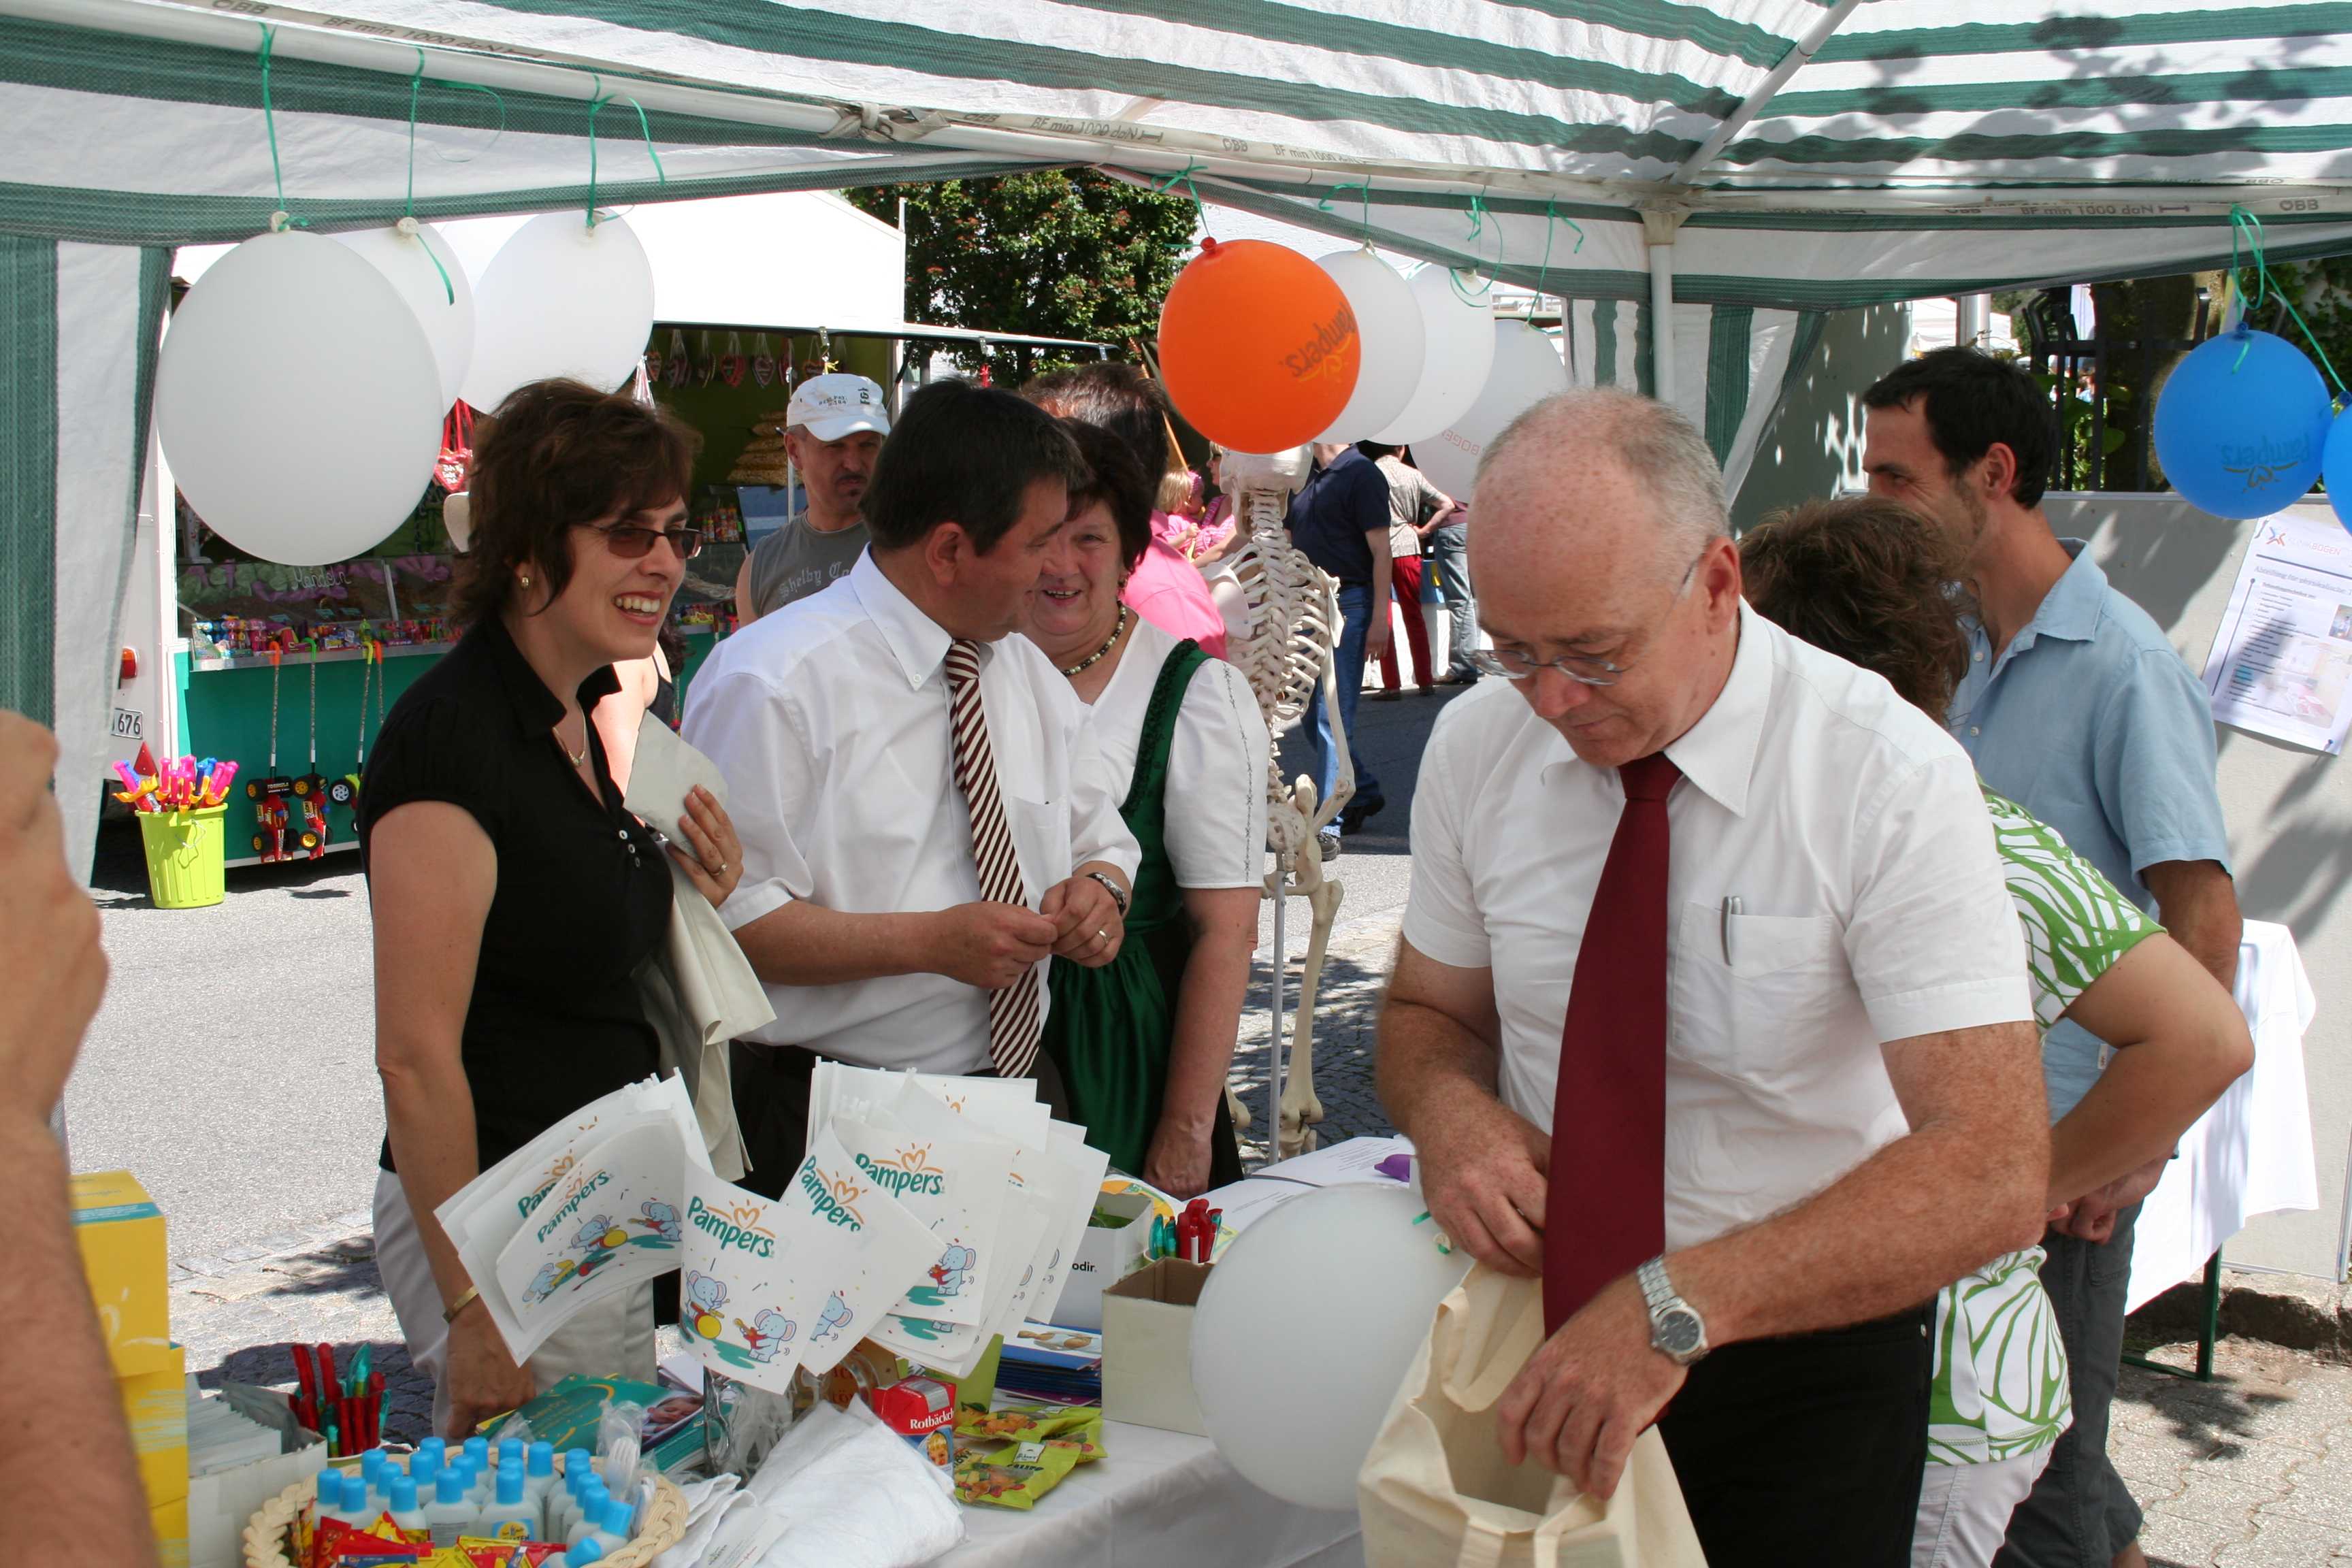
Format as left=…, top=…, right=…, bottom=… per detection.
left=2225, top=203, right=2345, bottom=397
left=1319, top=180, right=1373, bottom=242
left=1451, top=191, right=1501, bottom=304
left=585, top=77, right=668, bottom=230
left=256, top=27, right=308, bottom=231
left=1153, top=161, right=1210, bottom=235
left=401, top=52, right=455, bottom=305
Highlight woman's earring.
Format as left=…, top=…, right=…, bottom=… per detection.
left=519, top=572, right=532, bottom=589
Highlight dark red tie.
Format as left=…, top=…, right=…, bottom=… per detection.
left=1544, top=751, right=1680, bottom=1335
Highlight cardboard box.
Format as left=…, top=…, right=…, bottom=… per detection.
left=120, top=1346, right=190, bottom=1506
left=71, top=1170, right=176, bottom=1378
left=1060, top=1190, right=1155, bottom=1332
left=1100, top=1258, right=1213, bottom=1436
left=151, top=1491, right=189, bottom=1568
left=868, top=1375, right=957, bottom=1474
left=186, top=1437, right=327, bottom=1568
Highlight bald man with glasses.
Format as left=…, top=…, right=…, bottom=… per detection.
left=1377, top=389, right=2049, bottom=1568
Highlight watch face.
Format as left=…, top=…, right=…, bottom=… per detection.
left=1657, top=1307, right=1703, bottom=1358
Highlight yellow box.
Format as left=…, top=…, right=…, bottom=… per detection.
left=119, top=1345, right=189, bottom=1507
left=151, top=1492, right=189, bottom=1568
left=70, top=1170, right=175, bottom=1377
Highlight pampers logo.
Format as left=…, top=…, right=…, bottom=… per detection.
left=855, top=1145, right=947, bottom=1198
left=2223, top=433, right=2313, bottom=493
left=532, top=1168, right=610, bottom=1245
left=517, top=1154, right=578, bottom=1220
left=687, top=1194, right=777, bottom=1258
left=1282, top=304, right=1358, bottom=384
left=799, top=1162, right=868, bottom=1230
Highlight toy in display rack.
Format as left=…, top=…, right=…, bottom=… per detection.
left=114, top=745, right=241, bottom=815
left=329, top=640, right=384, bottom=809
left=290, top=660, right=331, bottom=858
left=246, top=649, right=307, bottom=864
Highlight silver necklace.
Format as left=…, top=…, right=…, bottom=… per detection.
left=1060, top=604, right=1131, bottom=677
left=560, top=715, right=589, bottom=768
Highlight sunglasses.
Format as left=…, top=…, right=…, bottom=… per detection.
left=573, top=520, right=704, bottom=561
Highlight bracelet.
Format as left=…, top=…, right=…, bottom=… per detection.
left=1084, top=870, right=1130, bottom=917
left=442, top=1285, right=482, bottom=1325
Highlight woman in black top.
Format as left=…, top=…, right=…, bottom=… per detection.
left=361, top=379, right=743, bottom=1438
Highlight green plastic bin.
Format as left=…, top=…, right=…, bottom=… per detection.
left=137, top=806, right=227, bottom=909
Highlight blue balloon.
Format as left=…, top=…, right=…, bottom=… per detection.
left=2153, top=329, right=2331, bottom=519
left=2325, top=409, right=2352, bottom=534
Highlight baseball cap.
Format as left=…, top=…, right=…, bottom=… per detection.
left=787, top=373, right=891, bottom=442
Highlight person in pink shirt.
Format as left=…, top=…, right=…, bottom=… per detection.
left=1024, top=363, right=1227, bottom=659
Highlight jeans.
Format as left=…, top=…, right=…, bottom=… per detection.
left=1994, top=1205, right=2143, bottom=1567
left=1303, top=579, right=1379, bottom=811
left=1427, top=521, right=1477, bottom=676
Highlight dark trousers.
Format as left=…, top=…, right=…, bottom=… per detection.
left=1657, top=1305, right=1933, bottom=1568
left=728, top=1041, right=1072, bottom=1200
left=1995, top=1206, right=2143, bottom=1567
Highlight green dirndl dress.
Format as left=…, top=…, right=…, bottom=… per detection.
left=1043, top=639, right=1247, bottom=1187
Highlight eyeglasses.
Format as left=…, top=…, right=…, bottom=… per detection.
left=1467, top=550, right=1704, bottom=689
left=574, top=520, right=704, bottom=561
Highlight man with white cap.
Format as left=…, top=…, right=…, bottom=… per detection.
left=732, top=372, right=891, bottom=621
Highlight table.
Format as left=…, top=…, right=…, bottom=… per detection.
left=943, top=1420, right=1363, bottom=1568
left=2125, top=921, right=2321, bottom=1347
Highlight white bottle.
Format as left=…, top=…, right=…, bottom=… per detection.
left=546, top=1450, right=593, bottom=1539
left=385, top=1477, right=429, bottom=1544
left=583, top=1497, right=633, bottom=1556
left=338, top=1475, right=374, bottom=1536
left=476, top=1462, right=536, bottom=1542
left=310, top=1469, right=344, bottom=1537
left=424, top=1468, right=477, bottom=1547
left=565, top=1480, right=611, bottom=1550
left=548, top=1537, right=609, bottom=1568
left=522, top=1441, right=558, bottom=1524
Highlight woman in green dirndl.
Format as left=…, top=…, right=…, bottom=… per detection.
left=1027, top=421, right=1270, bottom=1196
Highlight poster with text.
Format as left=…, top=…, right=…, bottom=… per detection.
left=2203, top=505, right=2352, bottom=753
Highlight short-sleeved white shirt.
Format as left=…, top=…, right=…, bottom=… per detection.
left=1076, top=615, right=1270, bottom=889
left=1403, top=603, right=2034, bottom=1252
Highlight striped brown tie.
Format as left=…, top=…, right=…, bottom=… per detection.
left=943, top=638, right=1043, bottom=1080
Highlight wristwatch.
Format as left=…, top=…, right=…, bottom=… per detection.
left=1085, top=870, right=1130, bottom=917
left=1636, top=1256, right=1710, bottom=1366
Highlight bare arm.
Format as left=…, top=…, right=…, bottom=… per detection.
left=2047, top=931, right=2252, bottom=1207
left=2143, top=859, right=2241, bottom=994
left=732, top=899, right=1060, bottom=992
left=1143, top=885, right=1258, bottom=1198
left=1377, top=941, right=1551, bottom=1275
left=732, top=551, right=761, bottom=624
left=368, top=801, right=536, bottom=1435
left=0, top=716, right=153, bottom=1568
left=590, top=656, right=661, bottom=796
left=1364, top=525, right=1394, bottom=659
left=1670, top=1018, right=2048, bottom=1344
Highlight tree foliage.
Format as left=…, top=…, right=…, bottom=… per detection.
left=843, top=172, right=1196, bottom=381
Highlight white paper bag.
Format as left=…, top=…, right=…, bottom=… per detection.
left=1358, top=1266, right=1708, bottom=1568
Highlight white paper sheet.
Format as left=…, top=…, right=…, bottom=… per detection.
left=2201, top=504, right=2352, bottom=753
left=830, top=1113, right=1013, bottom=1326
left=623, top=720, right=732, bottom=845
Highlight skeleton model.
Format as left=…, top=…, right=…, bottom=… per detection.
left=1218, top=447, right=1352, bottom=1158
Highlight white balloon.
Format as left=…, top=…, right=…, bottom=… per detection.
left=1191, top=1184, right=1469, bottom=1511
left=333, top=220, right=474, bottom=409
left=155, top=229, right=442, bottom=567
left=1313, top=248, right=1424, bottom=443
left=1414, top=321, right=1571, bottom=502
left=1369, top=265, right=1497, bottom=446
left=460, top=212, right=655, bottom=410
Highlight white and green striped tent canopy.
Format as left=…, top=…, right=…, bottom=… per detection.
left=9, top=0, right=2352, bottom=865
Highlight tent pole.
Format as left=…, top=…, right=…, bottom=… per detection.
left=1670, top=0, right=1869, bottom=188
left=1955, top=294, right=1991, bottom=350
left=1646, top=220, right=1678, bottom=408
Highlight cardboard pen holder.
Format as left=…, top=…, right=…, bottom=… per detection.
left=1100, top=1258, right=1214, bottom=1436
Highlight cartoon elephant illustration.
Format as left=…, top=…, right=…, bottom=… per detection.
left=523, top=1258, right=577, bottom=1305
left=681, top=1271, right=728, bottom=1339
left=742, top=1307, right=798, bottom=1362
left=572, top=1213, right=622, bottom=1254
left=929, top=1244, right=977, bottom=1297
left=634, top=1200, right=682, bottom=1242
left=811, top=1292, right=854, bottom=1345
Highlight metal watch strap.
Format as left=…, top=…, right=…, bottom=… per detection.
left=1636, top=1256, right=1678, bottom=1315
left=1085, top=870, right=1129, bottom=916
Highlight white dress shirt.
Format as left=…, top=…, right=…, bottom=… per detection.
left=1403, top=603, right=2034, bottom=1252
left=681, top=551, right=1141, bottom=1073
left=1083, top=615, right=1271, bottom=889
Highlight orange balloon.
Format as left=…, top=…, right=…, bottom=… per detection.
left=1158, top=238, right=1360, bottom=453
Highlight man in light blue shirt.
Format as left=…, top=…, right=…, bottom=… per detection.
left=1865, top=347, right=2241, bottom=1568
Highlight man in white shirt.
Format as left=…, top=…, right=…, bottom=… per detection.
left=1378, top=389, right=2048, bottom=1567
left=684, top=380, right=1140, bottom=1194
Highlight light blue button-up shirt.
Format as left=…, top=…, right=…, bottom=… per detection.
left=1948, top=540, right=2232, bottom=1119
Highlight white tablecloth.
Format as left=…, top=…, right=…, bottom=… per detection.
left=2126, top=919, right=2321, bottom=1312
left=941, top=1420, right=1363, bottom=1568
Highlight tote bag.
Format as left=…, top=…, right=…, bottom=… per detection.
left=1358, top=1265, right=1708, bottom=1568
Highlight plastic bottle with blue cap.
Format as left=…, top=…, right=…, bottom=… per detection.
left=423, top=1467, right=477, bottom=1546
left=476, top=1461, right=536, bottom=1541
left=385, top=1475, right=428, bottom=1544
left=521, top=1439, right=558, bottom=1522
left=564, top=1479, right=611, bottom=1550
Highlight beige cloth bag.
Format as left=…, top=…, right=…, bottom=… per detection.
left=1358, top=1265, right=1708, bottom=1568
left=635, top=858, right=767, bottom=1182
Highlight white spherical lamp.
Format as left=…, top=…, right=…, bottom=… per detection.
left=1369, top=265, right=1498, bottom=446
left=1313, top=248, right=1424, bottom=444
left=1413, top=321, right=1571, bottom=502
left=333, top=219, right=474, bottom=409
left=155, top=229, right=443, bottom=566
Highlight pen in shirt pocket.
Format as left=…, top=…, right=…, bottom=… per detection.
left=1720, top=896, right=1742, bottom=964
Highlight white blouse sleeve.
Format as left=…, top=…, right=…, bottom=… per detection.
left=1163, top=657, right=1271, bottom=889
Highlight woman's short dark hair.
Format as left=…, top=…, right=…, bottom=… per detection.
left=457, top=379, right=698, bottom=627
left=862, top=379, right=1089, bottom=554
left=1738, top=495, right=1974, bottom=717
left=1021, top=361, right=1173, bottom=483
left=1059, top=419, right=1153, bottom=570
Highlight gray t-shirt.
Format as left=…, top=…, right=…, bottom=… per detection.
left=745, top=513, right=869, bottom=619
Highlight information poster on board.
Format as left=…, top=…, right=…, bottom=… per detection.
left=2202, top=505, right=2352, bottom=754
